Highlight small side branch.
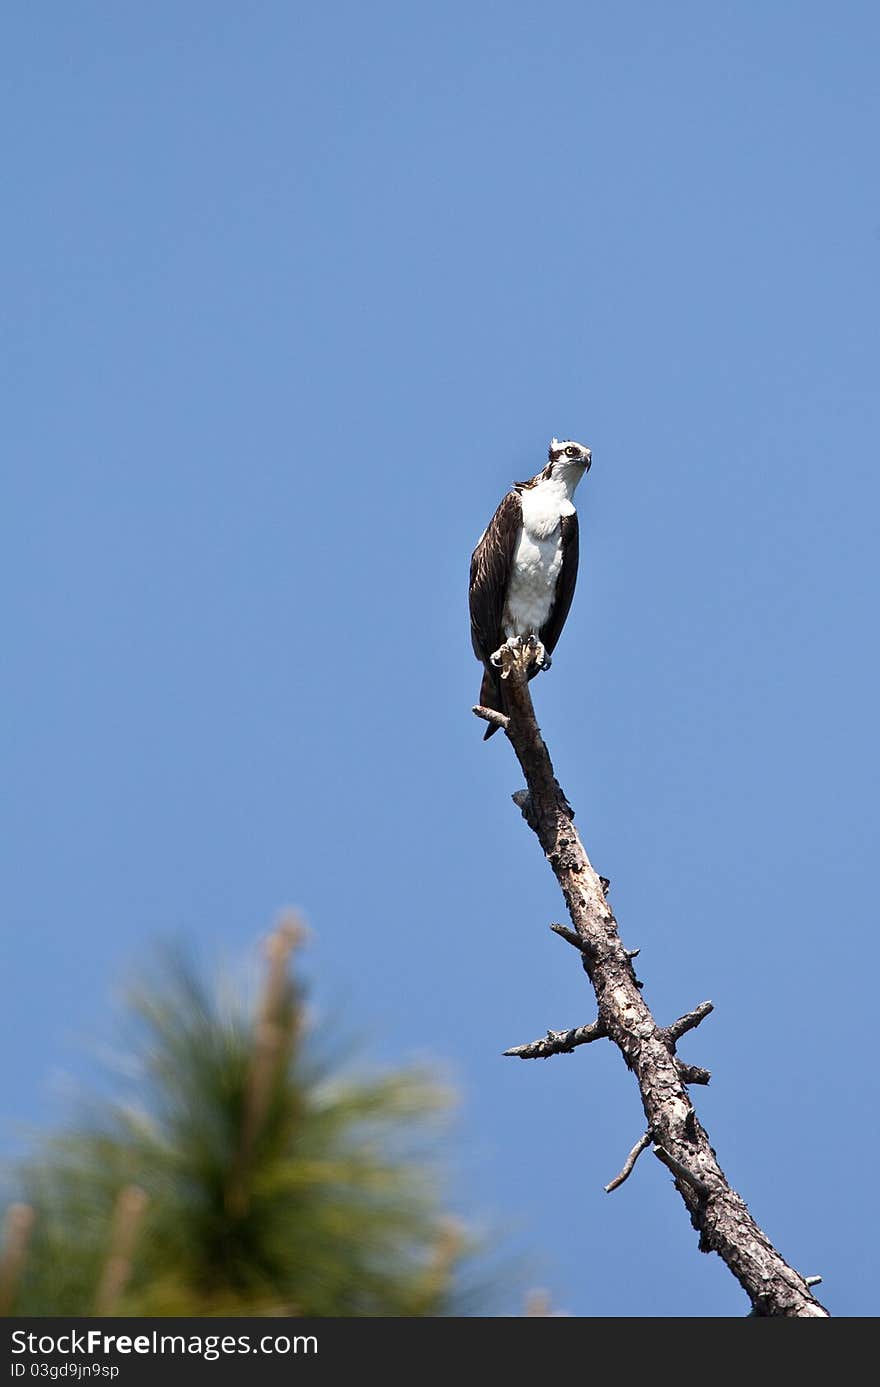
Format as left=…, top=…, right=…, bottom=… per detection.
left=473, top=705, right=510, bottom=733
left=676, top=1060, right=712, bottom=1086
left=511, top=789, right=538, bottom=830
left=664, top=1001, right=714, bottom=1044
left=504, top=1019, right=606, bottom=1060
left=653, top=1145, right=712, bottom=1199
left=605, top=1131, right=652, bottom=1193
left=549, top=923, right=592, bottom=953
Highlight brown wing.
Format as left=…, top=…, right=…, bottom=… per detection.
left=469, top=490, right=522, bottom=663
left=539, top=511, right=579, bottom=654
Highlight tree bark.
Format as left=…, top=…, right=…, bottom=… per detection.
left=475, top=642, right=828, bottom=1318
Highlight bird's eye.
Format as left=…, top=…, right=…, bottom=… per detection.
left=565, top=446, right=576, bottom=457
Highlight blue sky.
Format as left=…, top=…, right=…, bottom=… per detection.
left=3, top=2, right=878, bottom=1316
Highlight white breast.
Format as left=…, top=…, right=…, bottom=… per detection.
left=503, top=480, right=574, bottom=638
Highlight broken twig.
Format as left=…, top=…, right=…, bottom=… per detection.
left=605, top=1131, right=652, bottom=1193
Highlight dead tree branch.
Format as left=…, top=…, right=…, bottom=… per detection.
left=476, top=641, right=829, bottom=1318
left=663, top=1002, right=714, bottom=1044
left=549, top=922, right=593, bottom=953
left=652, top=1144, right=713, bottom=1199
left=503, top=1019, right=606, bottom=1059
left=605, top=1131, right=652, bottom=1193
left=473, top=705, right=510, bottom=734
left=676, top=1060, right=712, bottom=1087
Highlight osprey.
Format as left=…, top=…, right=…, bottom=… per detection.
left=469, top=438, right=592, bottom=738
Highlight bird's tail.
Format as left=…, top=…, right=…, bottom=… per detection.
left=478, top=667, right=506, bottom=740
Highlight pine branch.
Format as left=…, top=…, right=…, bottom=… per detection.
left=475, top=641, right=829, bottom=1318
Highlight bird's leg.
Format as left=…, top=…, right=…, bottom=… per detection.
left=489, top=635, right=522, bottom=668
left=525, top=633, right=552, bottom=672
left=491, top=634, right=552, bottom=675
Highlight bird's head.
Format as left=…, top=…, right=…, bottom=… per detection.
left=548, top=438, right=592, bottom=476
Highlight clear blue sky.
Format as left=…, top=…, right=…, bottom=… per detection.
left=3, top=2, right=878, bottom=1316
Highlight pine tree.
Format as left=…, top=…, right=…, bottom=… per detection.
left=2, top=918, right=469, bottom=1316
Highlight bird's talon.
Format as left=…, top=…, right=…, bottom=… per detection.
left=525, top=637, right=548, bottom=669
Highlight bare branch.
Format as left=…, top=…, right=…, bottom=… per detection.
left=605, top=1131, right=652, bottom=1193
left=652, top=1146, right=713, bottom=1199
left=473, top=705, right=510, bottom=733
left=482, top=641, right=829, bottom=1317
left=676, top=1060, right=712, bottom=1086
left=504, top=1020, right=606, bottom=1059
left=511, top=789, right=539, bottom=830
left=549, top=923, right=592, bottom=953
left=664, top=1001, right=714, bottom=1044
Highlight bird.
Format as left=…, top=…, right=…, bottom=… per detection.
left=469, top=437, right=592, bottom=738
